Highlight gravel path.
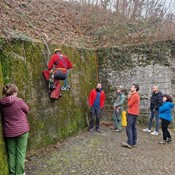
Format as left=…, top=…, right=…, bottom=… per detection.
left=26, top=125, right=175, bottom=175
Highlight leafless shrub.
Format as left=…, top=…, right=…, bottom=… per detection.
left=0, top=0, right=174, bottom=48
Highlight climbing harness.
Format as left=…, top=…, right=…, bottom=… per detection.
left=48, top=54, right=68, bottom=92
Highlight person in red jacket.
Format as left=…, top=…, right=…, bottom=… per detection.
left=122, top=84, right=140, bottom=149
left=0, top=83, right=30, bottom=175
left=88, top=83, right=106, bottom=133
left=43, top=48, right=73, bottom=99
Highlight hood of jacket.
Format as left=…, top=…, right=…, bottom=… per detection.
left=0, top=96, right=18, bottom=106
left=165, top=102, right=174, bottom=108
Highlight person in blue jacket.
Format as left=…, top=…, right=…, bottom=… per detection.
left=158, top=94, right=174, bottom=144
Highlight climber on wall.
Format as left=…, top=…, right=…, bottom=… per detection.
left=43, top=48, right=73, bottom=99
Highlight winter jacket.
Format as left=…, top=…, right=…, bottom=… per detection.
left=88, top=89, right=106, bottom=109
left=159, top=102, right=174, bottom=121
left=128, top=92, right=140, bottom=115
left=43, top=53, right=73, bottom=80
left=0, top=96, right=30, bottom=137
left=47, top=53, right=73, bottom=70
left=150, top=91, right=163, bottom=111
left=113, top=93, right=125, bottom=110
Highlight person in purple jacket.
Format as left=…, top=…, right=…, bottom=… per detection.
left=0, top=83, right=30, bottom=175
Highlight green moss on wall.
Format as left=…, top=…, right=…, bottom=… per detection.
left=97, top=40, right=174, bottom=110
left=1, top=38, right=173, bottom=173
left=0, top=51, right=8, bottom=174
left=97, top=41, right=172, bottom=71
left=0, top=38, right=98, bottom=172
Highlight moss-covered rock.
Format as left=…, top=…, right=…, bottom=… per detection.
left=0, top=38, right=98, bottom=173
left=0, top=53, right=8, bottom=174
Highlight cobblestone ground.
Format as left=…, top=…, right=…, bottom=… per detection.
left=26, top=125, right=175, bottom=175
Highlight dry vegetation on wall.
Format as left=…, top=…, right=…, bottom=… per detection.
left=0, top=0, right=175, bottom=48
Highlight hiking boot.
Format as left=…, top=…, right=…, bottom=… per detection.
left=143, top=128, right=151, bottom=132
left=89, top=128, right=93, bottom=132
left=132, top=144, right=137, bottom=148
left=151, top=131, right=159, bottom=136
left=167, top=138, right=173, bottom=143
left=96, top=129, right=101, bottom=133
left=121, top=142, right=132, bottom=149
left=158, top=140, right=166, bottom=144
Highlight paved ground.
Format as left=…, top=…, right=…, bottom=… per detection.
left=25, top=124, right=175, bottom=175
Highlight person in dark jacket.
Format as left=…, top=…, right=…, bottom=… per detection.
left=143, top=86, right=163, bottom=135
left=158, top=94, right=174, bottom=144
left=0, top=83, right=29, bottom=175
left=88, top=83, right=106, bottom=133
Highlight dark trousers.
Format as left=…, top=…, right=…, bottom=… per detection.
left=126, top=114, right=137, bottom=145
left=89, top=107, right=101, bottom=129
left=161, top=119, right=171, bottom=140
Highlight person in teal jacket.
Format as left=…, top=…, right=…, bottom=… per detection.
left=112, top=86, right=125, bottom=131
left=158, top=94, right=174, bottom=144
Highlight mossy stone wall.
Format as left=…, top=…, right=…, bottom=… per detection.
left=0, top=45, right=8, bottom=174
left=0, top=38, right=98, bottom=173
left=97, top=41, right=175, bottom=122
left=1, top=38, right=175, bottom=174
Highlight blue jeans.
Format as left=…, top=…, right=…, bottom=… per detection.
left=62, top=71, right=69, bottom=88
left=89, top=107, right=101, bottom=129
left=148, top=110, right=159, bottom=132
left=126, top=114, right=137, bottom=145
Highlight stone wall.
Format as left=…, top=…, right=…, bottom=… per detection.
left=0, top=38, right=98, bottom=173
left=1, top=38, right=175, bottom=174
left=97, top=41, right=175, bottom=121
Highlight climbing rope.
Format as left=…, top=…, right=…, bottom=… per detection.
left=17, top=6, right=51, bottom=63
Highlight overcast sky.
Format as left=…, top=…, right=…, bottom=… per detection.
left=70, top=0, right=175, bottom=14
left=164, top=0, right=175, bottom=13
